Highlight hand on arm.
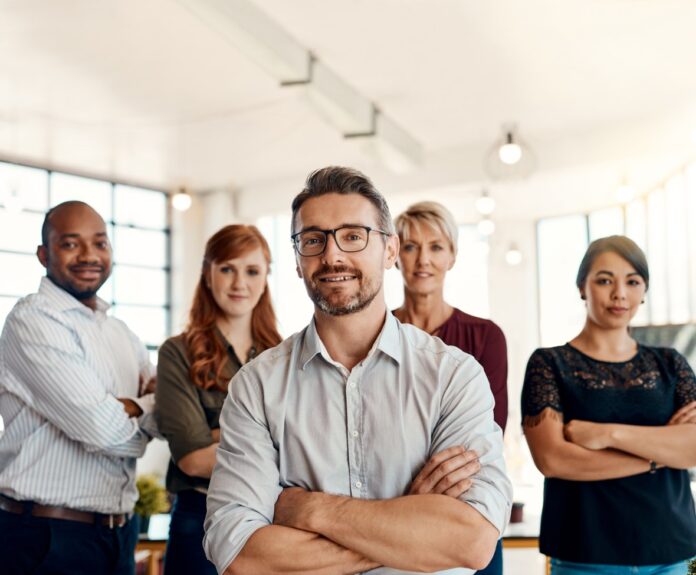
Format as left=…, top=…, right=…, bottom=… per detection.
left=274, top=488, right=498, bottom=572
left=118, top=398, right=143, bottom=418
left=524, top=408, right=655, bottom=480
left=409, top=446, right=479, bottom=497
left=564, top=406, right=696, bottom=469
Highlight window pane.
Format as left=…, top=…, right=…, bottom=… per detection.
left=0, top=295, right=20, bottom=333
left=113, top=266, right=167, bottom=306
left=256, top=214, right=316, bottom=337
left=113, top=226, right=167, bottom=268
left=444, top=226, right=489, bottom=318
left=538, top=215, right=588, bottom=347
left=588, top=207, right=624, bottom=241
left=50, top=173, right=112, bottom=221
left=0, top=253, right=44, bottom=296
left=665, top=175, right=689, bottom=324
left=0, top=209, right=44, bottom=253
left=0, top=162, right=49, bottom=212
left=687, top=165, right=696, bottom=321
left=625, top=199, right=648, bottom=325
left=114, top=185, right=167, bottom=230
left=647, top=188, right=668, bottom=325
left=111, top=305, right=167, bottom=347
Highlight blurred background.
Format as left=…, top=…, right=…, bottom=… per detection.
left=2, top=1, right=696, bottom=571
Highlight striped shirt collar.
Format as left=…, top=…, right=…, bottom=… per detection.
left=300, top=310, right=402, bottom=370
left=38, top=276, right=110, bottom=316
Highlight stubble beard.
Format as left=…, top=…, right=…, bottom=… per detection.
left=307, top=265, right=382, bottom=316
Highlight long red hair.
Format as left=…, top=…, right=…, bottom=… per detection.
left=184, top=224, right=282, bottom=390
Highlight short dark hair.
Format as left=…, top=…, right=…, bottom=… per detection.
left=290, top=166, right=395, bottom=235
left=41, top=201, right=95, bottom=246
left=576, top=235, right=650, bottom=290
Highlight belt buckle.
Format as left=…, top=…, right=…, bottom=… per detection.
left=107, top=514, right=126, bottom=529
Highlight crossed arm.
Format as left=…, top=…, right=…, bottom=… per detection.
left=224, top=447, right=494, bottom=575
left=524, top=401, right=696, bottom=481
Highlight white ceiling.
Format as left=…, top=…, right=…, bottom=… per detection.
left=1, top=0, right=696, bottom=220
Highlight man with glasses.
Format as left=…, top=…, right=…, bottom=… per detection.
left=204, top=166, right=511, bottom=575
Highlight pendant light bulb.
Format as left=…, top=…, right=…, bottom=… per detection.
left=498, top=132, right=522, bottom=165
left=172, top=188, right=192, bottom=212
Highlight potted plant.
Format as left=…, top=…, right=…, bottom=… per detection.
left=134, top=474, right=170, bottom=535
left=688, top=557, right=695, bottom=575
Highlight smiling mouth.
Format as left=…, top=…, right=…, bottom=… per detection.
left=319, top=275, right=357, bottom=283
left=71, top=267, right=103, bottom=279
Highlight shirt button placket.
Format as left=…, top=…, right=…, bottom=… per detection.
left=346, top=373, right=363, bottom=497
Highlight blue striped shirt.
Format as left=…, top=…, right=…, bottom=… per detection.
left=0, top=277, right=156, bottom=513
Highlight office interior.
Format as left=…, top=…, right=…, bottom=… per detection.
left=1, top=2, right=696, bottom=574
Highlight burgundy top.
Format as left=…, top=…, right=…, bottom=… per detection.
left=435, top=308, right=508, bottom=432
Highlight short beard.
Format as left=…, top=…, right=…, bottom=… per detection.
left=306, top=264, right=381, bottom=316
left=47, top=272, right=105, bottom=302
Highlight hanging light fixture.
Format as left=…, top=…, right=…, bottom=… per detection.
left=475, top=189, right=496, bottom=216
left=477, top=218, right=495, bottom=236
left=484, top=124, right=536, bottom=181
left=172, top=187, right=192, bottom=212
left=504, top=243, right=523, bottom=266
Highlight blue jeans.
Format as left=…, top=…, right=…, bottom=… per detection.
left=0, top=507, right=138, bottom=575
left=550, top=558, right=691, bottom=575
left=476, top=539, right=503, bottom=575
left=163, top=490, right=216, bottom=575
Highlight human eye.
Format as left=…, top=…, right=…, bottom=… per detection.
left=340, top=228, right=367, bottom=243
left=60, top=241, right=78, bottom=249
left=301, top=233, right=324, bottom=247
left=95, top=240, right=109, bottom=250
left=247, top=267, right=260, bottom=276
left=431, top=244, right=444, bottom=251
left=595, top=278, right=611, bottom=285
left=627, top=278, right=642, bottom=286
left=219, top=265, right=232, bottom=273
left=402, top=243, right=416, bottom=252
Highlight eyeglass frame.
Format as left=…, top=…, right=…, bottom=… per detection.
left=291, top=225, right=391, bottom=257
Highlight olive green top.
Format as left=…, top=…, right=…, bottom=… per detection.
left=155, top=331, right=252, bottom=494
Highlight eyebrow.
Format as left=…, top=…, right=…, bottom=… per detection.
left=57, top=232, right=108, bottom=239
left=297, top=223, right=370, bottom=233
left=595, top=270, right=641, bottom=277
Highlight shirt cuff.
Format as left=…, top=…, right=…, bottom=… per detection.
left=132, top=393, right=155, bottom=415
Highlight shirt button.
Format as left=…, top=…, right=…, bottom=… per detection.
left=351, top=430, right=359, bottom=437
left=355, top=481, right=362, bottom=488
left=349, top=382, right=357, bottom=389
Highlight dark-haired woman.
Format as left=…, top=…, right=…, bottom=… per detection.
left=155, top=225, right=282, bottom=575
left=522, top=235, right=696, bottom=575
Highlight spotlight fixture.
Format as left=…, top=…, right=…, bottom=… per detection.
left=504, top=243, right=523, bottom=266
left=477, top=218, right=495, bottom=237
left=484, top=124, right=536, bottom=181
left=475, top=190, right=496, bottom=216
left=615, top=177, right=635, bottom=204
left=172, top=187, right=192, bottom=212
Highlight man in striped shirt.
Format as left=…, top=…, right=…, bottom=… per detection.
left=0, top=201, right=158, bottom=575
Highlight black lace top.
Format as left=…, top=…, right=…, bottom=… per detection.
left=521, top=344, right=696, bottom=565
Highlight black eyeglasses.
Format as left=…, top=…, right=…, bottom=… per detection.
left=291, top=225, right=390, bottom=257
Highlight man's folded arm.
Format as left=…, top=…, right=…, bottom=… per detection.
left=203, top=368, right=376, bottom=575
left=2, top=308, right=150, bottom=457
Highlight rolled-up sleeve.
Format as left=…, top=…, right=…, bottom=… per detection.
left=431, top=353, right=512, bottom=534
left=203, top=366, right=282, bottom=573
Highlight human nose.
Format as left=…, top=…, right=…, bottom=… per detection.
left=77, top=243, right=99, bottom=263
left=611, top=282, right=627, bottom=300
left=321, top=231, right=345, bottom=264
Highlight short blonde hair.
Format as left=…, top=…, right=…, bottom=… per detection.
left=394, top=201, right=458, bottom=256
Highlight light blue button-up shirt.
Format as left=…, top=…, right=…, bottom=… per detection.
left=205, top=312, right=512, bottom=574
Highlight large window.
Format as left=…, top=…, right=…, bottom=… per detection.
left=0, top=161, right=170, bottom=353
left=537, top=163, right=696, bottom=345
left=257, top=214, right=489, bottom=337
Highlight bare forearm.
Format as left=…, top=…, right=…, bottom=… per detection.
left=226, top=525, right=378, bottom=575
left=299, top=493, right=497, bottom=572
left=607, top=423, right=696, bottom=468
left=532, top=441, right=652, bottom=480
left=177, top=443, right=218, bottom=478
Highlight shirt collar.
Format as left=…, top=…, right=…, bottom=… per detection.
left=299, top=311, right=402, bottom=370
left=39, top=276, right=110, bottom=316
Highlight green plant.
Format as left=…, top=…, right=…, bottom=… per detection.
left=134, top=474, right=170, bottom=517
left=688, top=557, right=696, bottom=575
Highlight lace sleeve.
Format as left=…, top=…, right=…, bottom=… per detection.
left=672, top=350, right=696, bottom=408
left=521, top=349, right=563, bottom=422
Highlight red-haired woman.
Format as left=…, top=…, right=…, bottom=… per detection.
left=155, top=225, right=282, bottom=575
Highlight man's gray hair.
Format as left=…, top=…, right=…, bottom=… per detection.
left=291, top=166, right=395, bottom=235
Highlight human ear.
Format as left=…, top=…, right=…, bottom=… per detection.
left=37, top=245, right=48, bottom=269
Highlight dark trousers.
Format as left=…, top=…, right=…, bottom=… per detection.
left=163, top=490, right=216, bottom=575
left=476, top=539, right=504, bottom=575
left=0, top=507, right=138, bottom=575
